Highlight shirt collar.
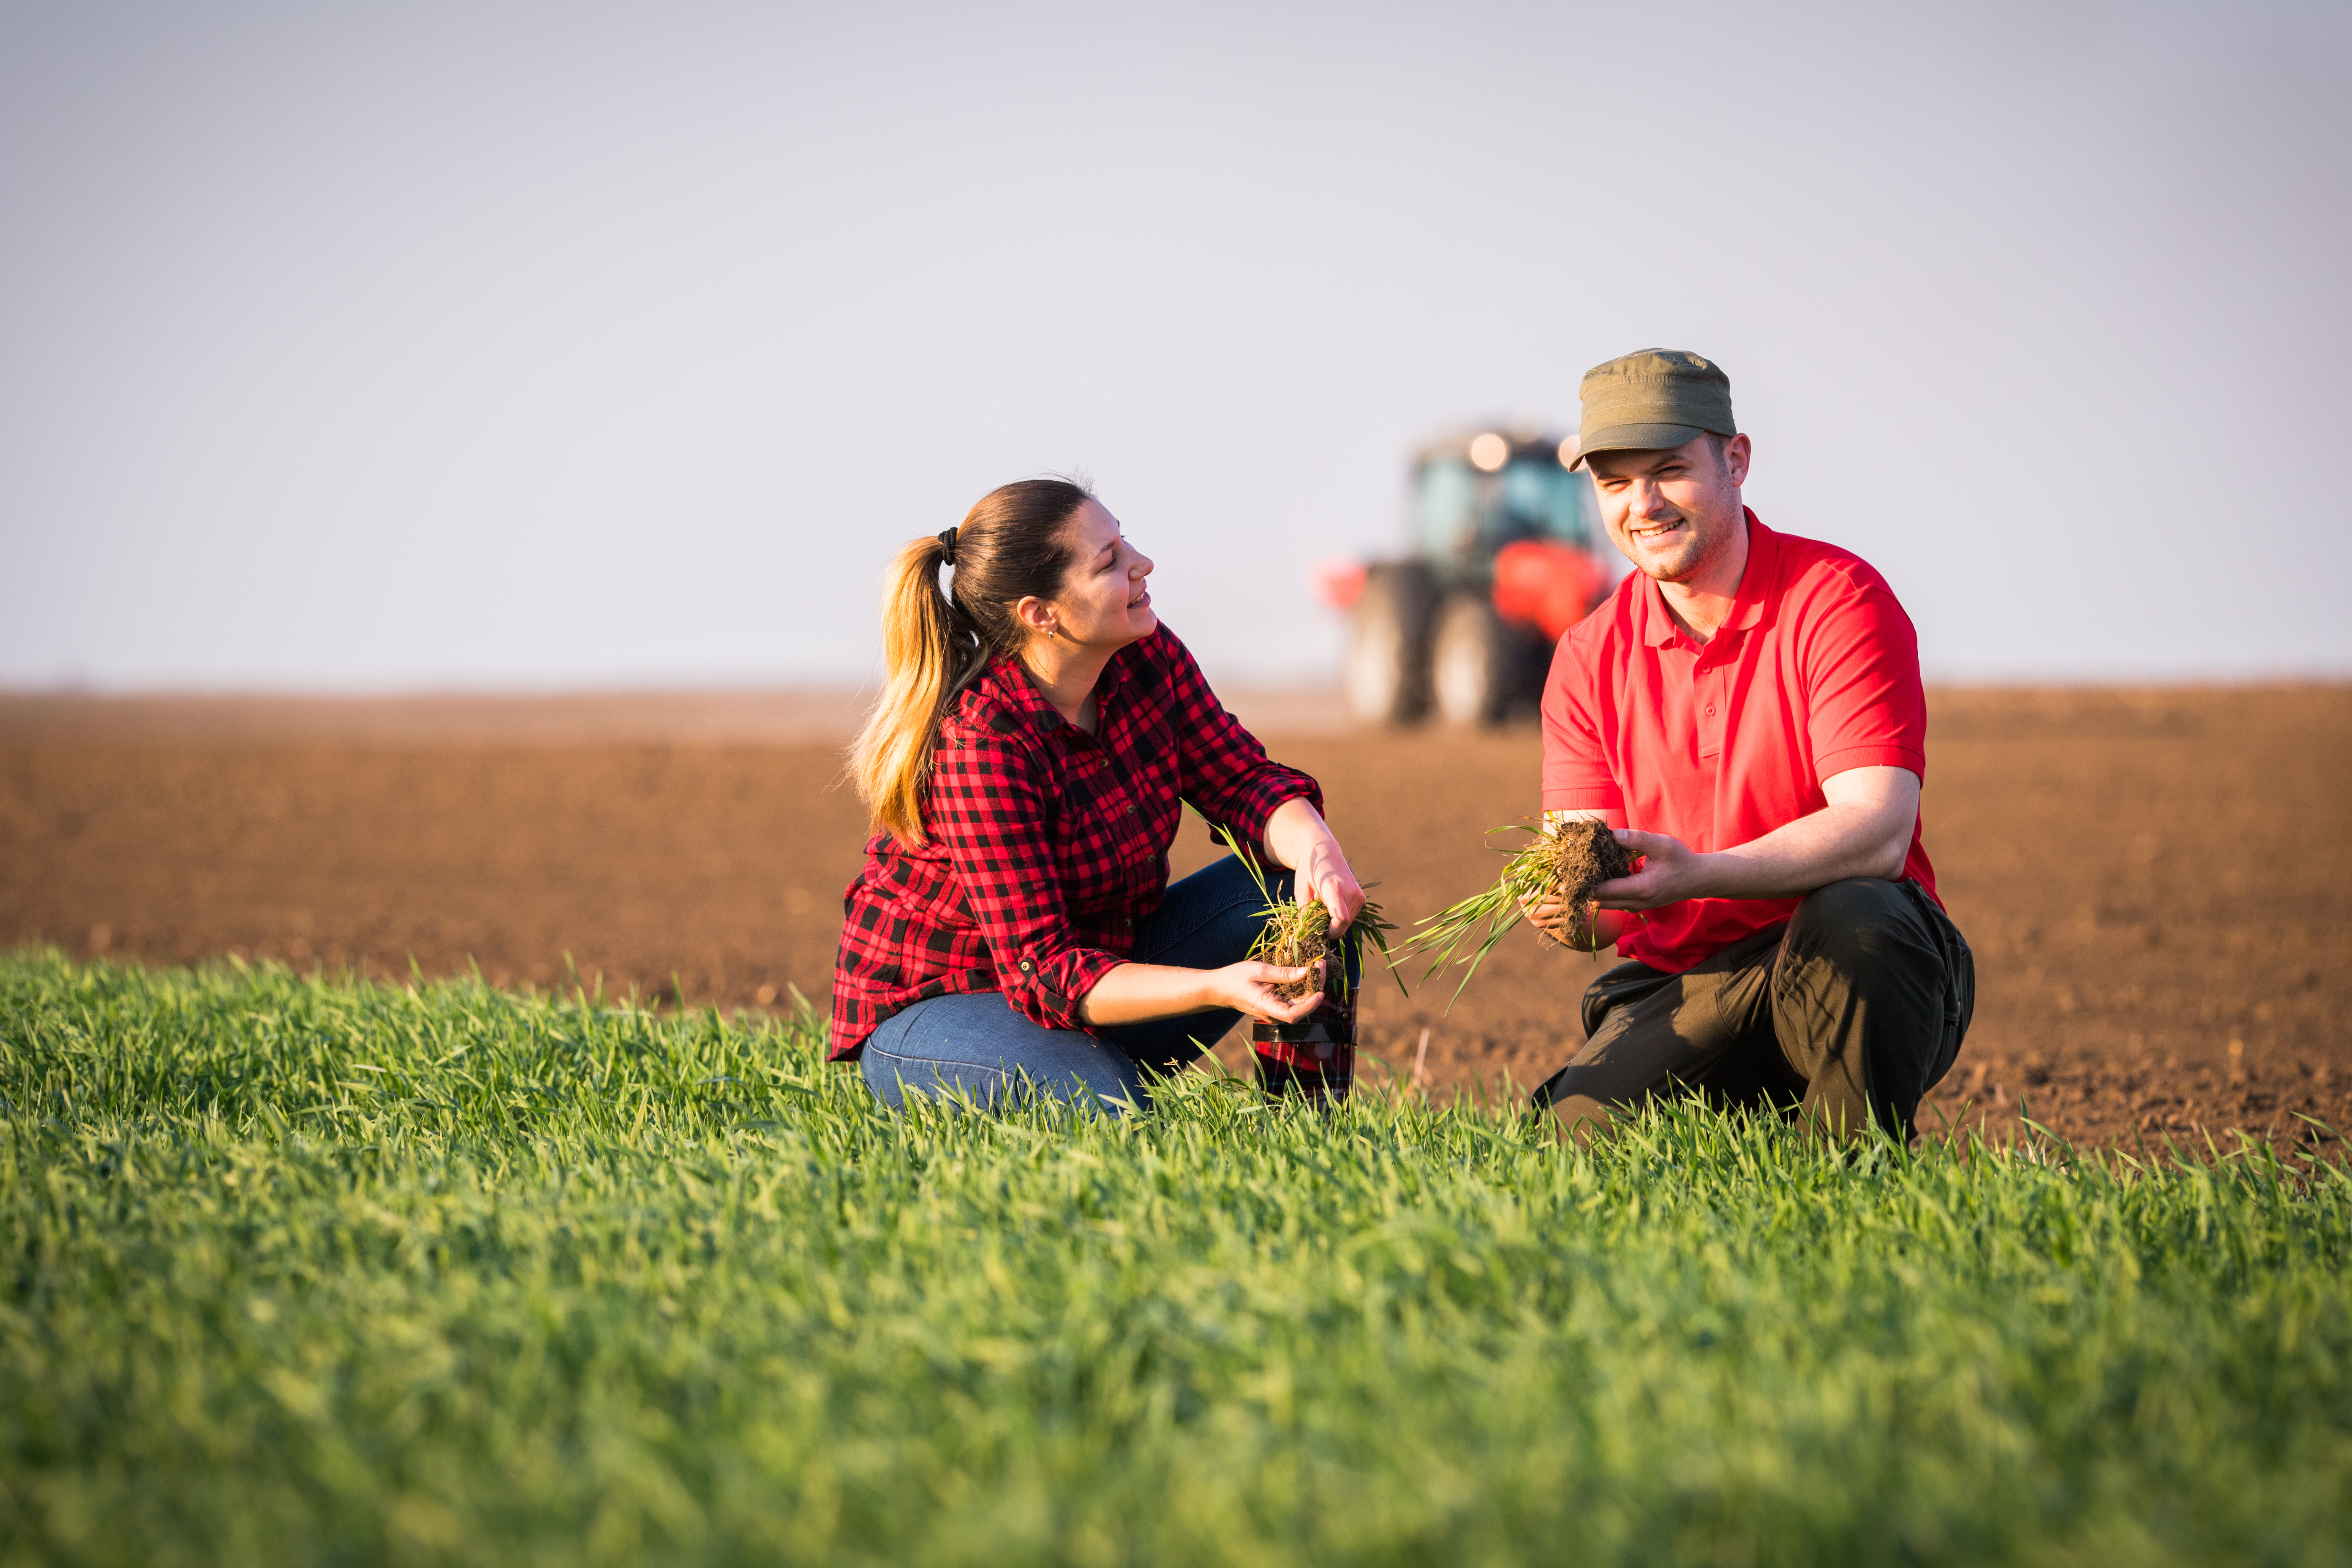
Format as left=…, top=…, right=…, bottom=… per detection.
left=966, top=642, right=1138, bottom=737
left=1720, top=510, right=1778, bottom=632
left=1639, top=507, right=1777, bottom=647
left=970, top=654, right=1058, bottom=735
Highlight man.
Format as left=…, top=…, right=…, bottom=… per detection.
left=1528, top=348, right=1972, bottom=1142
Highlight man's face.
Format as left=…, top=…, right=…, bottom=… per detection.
left=1587, top=433, right=1752, bottom=584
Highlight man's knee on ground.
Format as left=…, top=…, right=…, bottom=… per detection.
left=1547, top=1093, right=1616, bottom=1148
left=1786, top=877, right=1911, bottom=967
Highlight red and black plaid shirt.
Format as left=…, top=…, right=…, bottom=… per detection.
left=828, top=625, right=1321, bottom=1060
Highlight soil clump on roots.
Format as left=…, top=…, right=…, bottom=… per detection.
left=1397, top=816, right=1638, bottom=1005
left=1540, top=818, right=1634, bottom=947
left=1260, top=900, right=1335, bottom=1001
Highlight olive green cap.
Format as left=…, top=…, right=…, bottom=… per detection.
left=1564, top=348, right=1737, bottom=469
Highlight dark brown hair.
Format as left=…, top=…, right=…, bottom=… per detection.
left=848, top=477, right=1094, bottom=844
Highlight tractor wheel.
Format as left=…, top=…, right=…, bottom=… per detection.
left=1432, top=593, right=1511, bottom=727
left=1345, top=562, right=1436, bottom=725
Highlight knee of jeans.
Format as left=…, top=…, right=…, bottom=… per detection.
left=1789, top=878, right=1907, bottom=959
left=1199, top=850, right=1290, bottom=901
left=858, top=1049, right=911, bottom=1106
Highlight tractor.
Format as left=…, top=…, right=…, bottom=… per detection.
left=1318, top=427, right=1615, bottom=726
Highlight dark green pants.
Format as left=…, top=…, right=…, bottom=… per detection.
left=1533, top=879, right=1974, bottom=1141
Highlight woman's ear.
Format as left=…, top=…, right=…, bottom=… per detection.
left=1012, top=594, right=1057, bottom=641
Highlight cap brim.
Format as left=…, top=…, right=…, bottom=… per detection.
left=1565, top=421, right=1711, bottom=470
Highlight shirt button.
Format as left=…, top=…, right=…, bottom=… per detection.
left=1019, top=960, right=1033, bottom=972
left=1705, top=705, right=1717, bottom=716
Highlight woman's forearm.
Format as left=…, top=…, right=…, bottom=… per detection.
left=1260, top=796, right=1337, bottom=869
left=1075, top=962, right=1220, bottom=1026
left=1258, top=797, right=1367, bottom=932
left=1068, top=802, right=1352, bottom=1029
left=1077, top=957, right=1326, bottom=1028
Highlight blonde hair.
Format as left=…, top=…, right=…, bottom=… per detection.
left=848, top=478, right=1093, bottom=845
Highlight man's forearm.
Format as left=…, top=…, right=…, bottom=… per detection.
left=1586, top=767, right=1921, bottom=912
left=1688, top=799, right=1912, bottom=899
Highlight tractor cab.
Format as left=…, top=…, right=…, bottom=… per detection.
left=1413, top=431, right=1600, bottom=581
left=1331, top=428, right=1615, bottom=727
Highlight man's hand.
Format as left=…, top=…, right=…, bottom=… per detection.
left=1558, top=768, right=1920, bottom=916
left=1592, top=829, right=1707, bottom=909
left=1515, top=767, right=1920, bottom=947
left=1519, top=809, right=1638, bottom=950
left=1520, top=891, right=1632, bottom=950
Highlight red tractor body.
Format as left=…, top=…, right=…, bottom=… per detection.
left=1328, top=429, right=1615, bottom=725
left=1492, top=538, right=1609, bottom=645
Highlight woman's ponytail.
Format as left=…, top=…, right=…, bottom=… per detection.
left=848, top=477, right=1093, bottom=846
left=849, top=534, right=971, bottom=845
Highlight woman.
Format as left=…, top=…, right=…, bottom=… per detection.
left=831, top=477, right=1365, bottom=1113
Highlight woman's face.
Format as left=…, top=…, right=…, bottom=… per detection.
left=1043, top=499, right=1157, bottom=651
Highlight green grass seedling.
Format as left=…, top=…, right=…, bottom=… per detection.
left=1399, top=817, right=1631, bottom=1006
left=1211, top=820, right=1405, bottom=1001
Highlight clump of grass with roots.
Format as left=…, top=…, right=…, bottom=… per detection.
left=1397, top=816, right=1634, bottom=1005
left=1209, top=822, right=1404, bottom=1004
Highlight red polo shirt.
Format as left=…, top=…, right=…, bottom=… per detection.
left=1541, top=511, right=1938, bottom=975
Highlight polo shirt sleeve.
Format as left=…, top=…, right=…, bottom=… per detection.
left=929, top=723, right=1125, bottom=1033
left=1541, top=632, right=1623, bottom=814
left=1803, top=571, right=1929, bottom=784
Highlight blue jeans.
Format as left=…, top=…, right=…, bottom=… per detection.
left=858, top=855, right=1341, bottom=1114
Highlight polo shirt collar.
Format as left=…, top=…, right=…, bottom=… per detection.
left=1640, top=593, right=1680, bottom=648
left=1721, top=510, right=1779, bottom=632
left=1639, top=508, right=1778, bottom=647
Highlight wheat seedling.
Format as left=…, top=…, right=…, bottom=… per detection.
left=1211, top=823, right=1405, bottom=1001
left=1396, top=817, right=1633, bottom=1007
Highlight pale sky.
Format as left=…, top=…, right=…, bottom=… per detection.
left=3, top=0, right=2347, bottom=690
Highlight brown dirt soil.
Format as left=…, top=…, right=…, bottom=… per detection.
left=1261, top=900, right=1334, bottom=1002
left=1542, top=817, right=1635, bottom=950
left=3, top=685, right=2348, bottom=1152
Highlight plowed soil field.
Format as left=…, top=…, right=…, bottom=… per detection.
left=5, top=686, right=2347, bottom=1151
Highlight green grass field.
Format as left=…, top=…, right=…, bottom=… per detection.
left=3, top=952, right=2349, bottom=1566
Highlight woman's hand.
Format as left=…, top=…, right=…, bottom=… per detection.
left=1077, top=958, right=1323, bottom=1026
left=1291, top=836, right=1364, bottom=934
left=1263, top=797, right=1364, bottom=933
left=1206, top=959, right=1324, bottom=1024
